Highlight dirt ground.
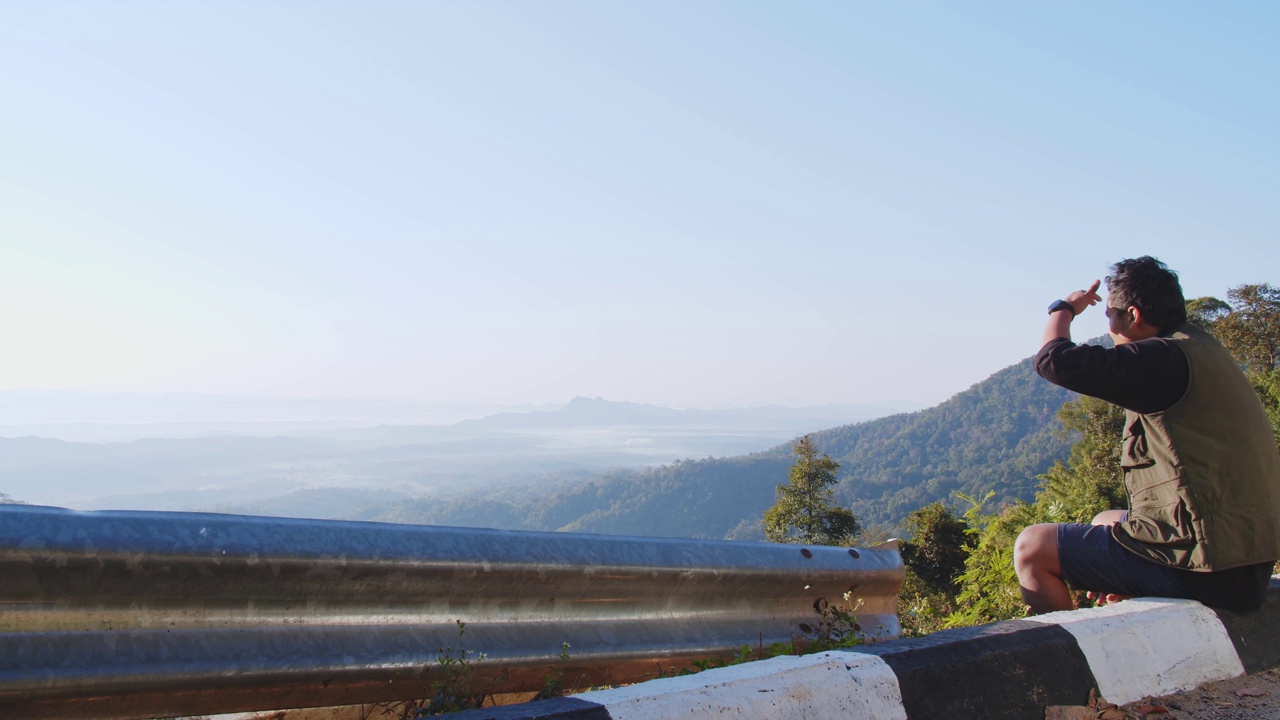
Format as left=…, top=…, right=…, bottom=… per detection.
left=1050, top=666, right=1280, bottom=720
left=1141, top=666, right=1280, bottom=720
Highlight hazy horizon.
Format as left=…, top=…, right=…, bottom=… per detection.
left=0, top=391, right=925, bottom=510
left=0, top=389, right=921, bottom=428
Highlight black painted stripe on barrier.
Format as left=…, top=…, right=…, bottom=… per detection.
left=1212, top=579, right=1280, bottom=675
left=853, top=620, right=1098, bottom=720
left=448, top=697, right=613, bottom=720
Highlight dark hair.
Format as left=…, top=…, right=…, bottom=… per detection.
left=1105, top=256, right=1187, bottom=332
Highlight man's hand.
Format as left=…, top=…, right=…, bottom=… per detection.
left=1065, top=280, right=1103, bottom=315
left=1087, top=590, right=1131, bottom=607
left=1041, top=279, right=1103, bottom=349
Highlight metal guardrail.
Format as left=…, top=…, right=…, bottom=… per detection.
left=0, top=503, right=903, bottom=720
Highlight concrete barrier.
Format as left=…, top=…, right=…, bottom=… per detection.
left=453, top=578, right=1280, bottom=720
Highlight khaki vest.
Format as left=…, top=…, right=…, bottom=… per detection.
left=1113, top=323, right=1280, bottom=570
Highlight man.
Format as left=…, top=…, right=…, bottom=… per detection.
left=1014, top=256, right=1280, bottom=615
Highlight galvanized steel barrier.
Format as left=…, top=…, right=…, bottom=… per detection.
left=0, top=503, right=903, bottom=719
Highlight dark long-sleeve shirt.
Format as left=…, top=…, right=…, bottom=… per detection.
left=1034, top=335, right=1189, bottom=413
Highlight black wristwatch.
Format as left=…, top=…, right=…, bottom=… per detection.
left=1048, top=300, right=1077, bottom=316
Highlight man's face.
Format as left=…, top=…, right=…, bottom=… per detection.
left=1106, top=294, right=1136, bottom=345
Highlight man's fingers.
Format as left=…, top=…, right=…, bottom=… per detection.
left=1064, top=280, right=1104, bottom=310
left=1085, top=590, right=1116, bottom=606
left=1087, top=279, right=1102, bottom=303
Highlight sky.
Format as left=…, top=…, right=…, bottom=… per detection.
left=2, top=2, right=1278, bottom=414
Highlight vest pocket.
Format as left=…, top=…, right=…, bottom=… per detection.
left=1121, top=419, right=1155, bottom=470
left=1124, top=482, right=1198, bottom=548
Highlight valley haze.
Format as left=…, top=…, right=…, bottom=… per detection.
left=0, top=392, right=918, bottom=514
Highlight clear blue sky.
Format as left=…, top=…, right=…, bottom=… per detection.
left=2, top=2, right=1277, bottom=410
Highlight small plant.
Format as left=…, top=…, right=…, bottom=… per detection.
left=797, top=591, right=865, bottom=653
left=533, top=642, right=573, bottom=700
left=385, top=620, right=504, bottom=718
left=897, top=567, right=957, bottom=638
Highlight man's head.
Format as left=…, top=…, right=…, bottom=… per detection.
left=1104, top=256, right=1187, bottom=344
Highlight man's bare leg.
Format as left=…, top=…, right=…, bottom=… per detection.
left=1014, top=523, right=1074, bottom=614
left=1092, top=509, right=1126, bottom=525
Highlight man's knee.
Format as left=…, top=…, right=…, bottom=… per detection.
left=1091, top=509, right=1127, bottom=526
left=1014, top=524, right=1060, bottom=573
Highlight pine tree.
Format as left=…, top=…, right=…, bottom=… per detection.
left=763, top=436, right=860, bottom=545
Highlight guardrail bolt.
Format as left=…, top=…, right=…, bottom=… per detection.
left=847, top=549, right=860, bottom=559
left=800, top=548, right=812, bottom=558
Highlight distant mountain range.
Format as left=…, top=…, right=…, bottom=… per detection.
left=0, top=397, right=917, bottom=510
left=340, top=354, right=1080, bottom=536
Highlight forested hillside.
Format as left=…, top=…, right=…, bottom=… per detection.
left=357, top=354, right=1079, bottom=537
left=820, top=356, right=1077, bottom=527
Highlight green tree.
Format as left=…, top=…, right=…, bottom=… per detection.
left=1186, top=296, right=1232, bottom=328
left=1250, top=368, right=1280, bottom=446
left=949, top=498, right=1036, bottom=626
left=1036, top=395, right=1126, bottom=524
left=1209, top=284, right=1280, bottom=373
left=764, top=436, right=860, bottom=545
left=897, top=501, right=973, bottom=637
left=899, top=502, right=971, bottom=595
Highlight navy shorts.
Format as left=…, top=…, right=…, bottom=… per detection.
left=1056, top=521, right=1273, bottom=613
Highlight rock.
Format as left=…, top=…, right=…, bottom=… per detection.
left=1237, top=687, right=1267, bottom=698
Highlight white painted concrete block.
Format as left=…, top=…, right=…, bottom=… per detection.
left=574, top=651, right=908, bottom=720
left=1026, top=598, right=1244, bottom=704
